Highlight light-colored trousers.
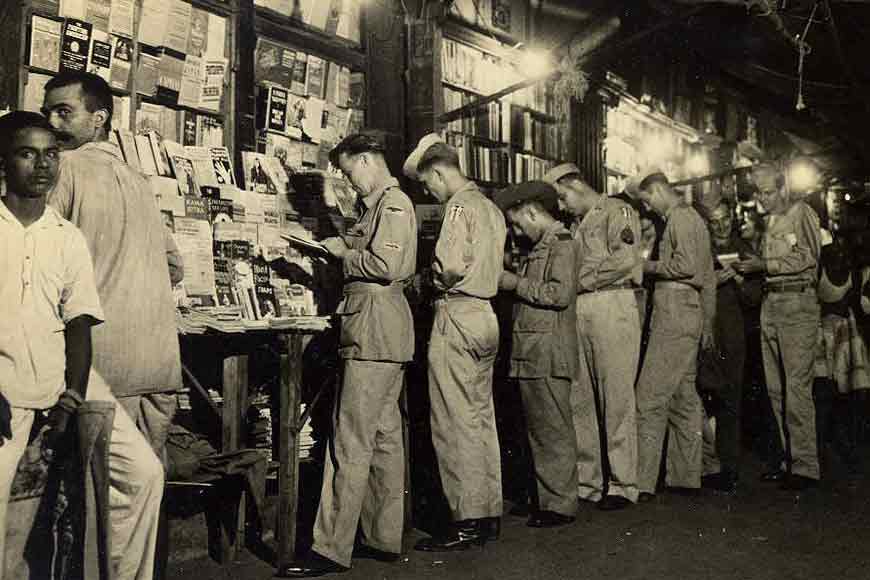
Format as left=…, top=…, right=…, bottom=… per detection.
left=519, top=377, right=577, bottom=516
left=761, top=291, right=821, bottom=479
left=636, top=286, right=704, bottom=494
left=1, top=370, right=163, bottom=580
left=574, top=290, right=641, bottom=502
left=312, top=359, right=405, bottom=567
left=428, top=297, right=502, bottom=521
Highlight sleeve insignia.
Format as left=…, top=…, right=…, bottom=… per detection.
left=449, top=205, right=465, bottom=222
left=621, top=225, right=635, bottom=245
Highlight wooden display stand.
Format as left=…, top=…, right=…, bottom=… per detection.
left=178, top=327, right=324, bottom=565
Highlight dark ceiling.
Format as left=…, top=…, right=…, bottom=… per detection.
left=647, top=0, right=870, bottom=170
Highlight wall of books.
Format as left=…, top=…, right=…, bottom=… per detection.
left=603, top=85, right=707, bottom=196
left=440, top=35, right=570, bottom=187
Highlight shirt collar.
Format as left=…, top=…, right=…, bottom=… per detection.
left=0, top=199, right=64, bottom=229
left=361, top=176, right=400, bottom=209
left=64, top=140, right=124, bottom=162
left=537, top=220, right=567, bottom=248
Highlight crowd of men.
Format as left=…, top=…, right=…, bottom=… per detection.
left=1, top=71, right=180, bottom=580
left=279, top=128, right=844, bottom=578
left=0, top=68, right=857, bottom=580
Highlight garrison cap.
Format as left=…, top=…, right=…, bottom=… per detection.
left=636, top=166, right=667, bottom=190
left=493, top=180, right=559, bottom=212
left=543, top=162, right=582, bottom=185
left=402, top=133, right=444, bottom=180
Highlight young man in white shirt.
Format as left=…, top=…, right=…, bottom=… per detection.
left=0, top=111, right=105, bottom=578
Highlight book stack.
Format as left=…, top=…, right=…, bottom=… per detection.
left=248, top=394, right=273, bottom=462
left=298, top=404, right=315, bottom=460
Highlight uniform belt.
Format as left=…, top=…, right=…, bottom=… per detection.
left=656, top=281, right=698, bottom=292
left=433, top=292, right=488, bottom=303
left=343, top=281, right=405, bottom=295
left=763, top=281, right=814, bottom=294
left=579, top=282, right=635, bottom=295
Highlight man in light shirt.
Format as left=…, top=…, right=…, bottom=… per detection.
left=0, top=112, right=162, bottom=580
left=42, top=71, right=172, bottom=580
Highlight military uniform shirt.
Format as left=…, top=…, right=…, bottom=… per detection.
left=433, top=182, right=507, bottom=299
left=654, top=203, right=716, bottom=330
left=572, top=195, right=642, bottom=292
left=337, top=177, right=417, bottom=362
left=510, top=221, right=577, bottom=379
left=763, top=201, right=821, bottom=286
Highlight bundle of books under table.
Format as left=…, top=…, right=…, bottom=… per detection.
left=298, top=404, right=315, bottom=461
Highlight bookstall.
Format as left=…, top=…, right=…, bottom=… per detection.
left=4, top=0, right=371, bottom=572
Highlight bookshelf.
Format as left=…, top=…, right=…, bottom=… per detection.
left=408, top=9, right=571, bottom=193
left=17, top=0, right=238, bottom=159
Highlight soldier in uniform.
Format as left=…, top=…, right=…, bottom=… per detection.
left=403, top=134, right=507, bottom=551
left=544, top=164, right=643, bottom=511
left=734, top=163, right=821, bottom=490
left=634, top=170, right=716, bottom=502
left=493, top=181, right=579, bottom=528
left=281, top=134, right=417, bottom=577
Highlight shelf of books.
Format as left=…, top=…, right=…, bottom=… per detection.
left=439, top=34, right=570, bottom=189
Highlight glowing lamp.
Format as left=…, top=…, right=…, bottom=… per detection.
left=518, top=50, right=553, bottom=78
left=788, top=160, right=818, bottom=191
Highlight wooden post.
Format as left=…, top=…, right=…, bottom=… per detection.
left=220, top=354, right=248, bottom=562
left=276, top=334, right=304, bottom=570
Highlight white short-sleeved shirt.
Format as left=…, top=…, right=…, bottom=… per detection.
left=0, top=201, right=104, bottom=409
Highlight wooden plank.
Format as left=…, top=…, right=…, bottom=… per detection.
left=221, top=354, right=248, bottom=562
left=276, top=335, right=304, bottom=570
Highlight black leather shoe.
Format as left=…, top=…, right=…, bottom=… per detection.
left=702, top=472, right=739, bottom=494
left=482, top=516, right=501, bottom=541
left=637, top=492, right=655, bottom=503
left=352, top=544, right=400, bottom=563
left=508, top=503, right=530, bottom=517
left=780, top=474, right=818, bottom=491
left=526, top=510, right=575, bottom=528
left=760, top=470, right=785, bottom=483
left=276, top=552, right=348, bottom=578
left=597, top=495, right=632, bottom=511
left=414, top=519, right=486, bottom=552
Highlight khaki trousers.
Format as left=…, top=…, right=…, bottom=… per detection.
left=312, top=359, right=405, bottom=567
left=1, top=370, right=163, bottom=580
left=761, top=291, right=821, bottom=479
left=575, top=290, right=641, bottom=502
left=428, top=298, right=502, bottom=520
left=518, top=377, right=577, bottom=516
left=636, top=287, right=704, bottom=493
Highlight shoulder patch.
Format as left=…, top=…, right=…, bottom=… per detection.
left=449, top=205, right=465, bottom=222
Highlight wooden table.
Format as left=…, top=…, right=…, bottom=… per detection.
left=179, top=327, right=326, bottom=565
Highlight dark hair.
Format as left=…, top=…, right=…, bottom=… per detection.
left=507, top=197, right=560, bottom=219
left=0, top=111, right=56, bottom=160
left=44, top=71, right=114, bottom=131
left=752, top=163, right=786, bottom=190
left=329, top=133, right=386, bottom=167
left=416, top=142, right=461, bottom=175
left=638, top=172, right=669, bottom=192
